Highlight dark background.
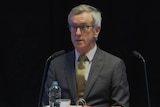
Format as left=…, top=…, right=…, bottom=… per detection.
left=1, top=0, right=159, bottom=107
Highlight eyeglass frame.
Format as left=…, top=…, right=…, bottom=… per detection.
left=69, top=24, right=94, bottom=33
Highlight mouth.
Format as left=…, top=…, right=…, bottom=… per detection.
left=75, top=39, right=84, bottom=45
left=76, top=39, right=83, bottom=42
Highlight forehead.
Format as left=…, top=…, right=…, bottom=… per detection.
left=70, top=12, right=93, bottom=25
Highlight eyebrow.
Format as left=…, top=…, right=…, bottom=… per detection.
left=71, top=23, right=91, bottom=26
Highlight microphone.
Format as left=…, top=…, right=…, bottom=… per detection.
left=133, top=51, right=145, bottom=62
left=46, top=50, right=65, bottom=62
left=132, top=51, right=151, bottom=107
left=38, top=50, right=65, bottom=107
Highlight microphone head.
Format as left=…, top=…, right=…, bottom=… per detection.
left=133, top=51, right=141, bottom=59
left=47, top=50, right=65, bottom=61
left=133, top=50, right=145, bottom=62
left=50, top=50, right=65, bottom=58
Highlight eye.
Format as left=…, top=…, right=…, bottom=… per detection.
left=69, top=24, right=94, bottom=33
left=80, top=25, right=87, bottom=29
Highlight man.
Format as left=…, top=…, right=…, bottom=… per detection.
left=42, top=4, right=130, bottom=107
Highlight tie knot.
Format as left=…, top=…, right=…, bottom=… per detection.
left=78, top=54, right=88, bottom=69
left=78, top=54, right=88, bottom=62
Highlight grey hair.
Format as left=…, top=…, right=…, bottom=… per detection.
left=68, top=4, right=102, bottom=27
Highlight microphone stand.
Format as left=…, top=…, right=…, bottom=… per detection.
left=38, top=55, right=52, bottom=107
left=141, top=56, right=151, bottom=107
left=133, top=51, right=151, bottom=107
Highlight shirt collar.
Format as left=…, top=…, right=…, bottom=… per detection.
left=75, top=44, right=97, bottom=62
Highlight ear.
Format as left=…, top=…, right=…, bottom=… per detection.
left=94, top=26, right=101, bottom=38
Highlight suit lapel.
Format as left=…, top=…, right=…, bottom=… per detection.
left=65, top=51, right=79, bottom=103
left=84, top=48, right=104, bottom=99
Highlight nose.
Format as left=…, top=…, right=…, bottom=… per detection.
left=75, top=28, right=82, bottom=35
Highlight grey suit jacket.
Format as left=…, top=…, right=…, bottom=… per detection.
left=42, top=47, right=130, bottom=107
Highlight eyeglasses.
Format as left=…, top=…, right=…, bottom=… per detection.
left=69, top=25, right=94, bottom=33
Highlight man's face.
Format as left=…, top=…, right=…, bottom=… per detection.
left=69, top=12, right=100, bottom=54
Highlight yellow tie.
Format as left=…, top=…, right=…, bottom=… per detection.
left=76, top=54, right=88, bottom=98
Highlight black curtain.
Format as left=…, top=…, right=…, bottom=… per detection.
left=1, top=0, right=159, bottom=107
